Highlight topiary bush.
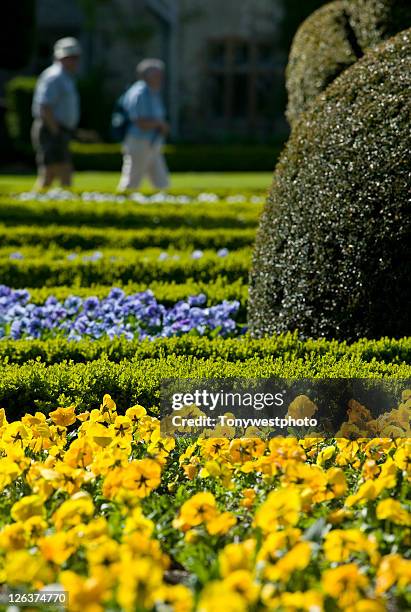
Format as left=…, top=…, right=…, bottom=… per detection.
left=286, top=1, right=358, bottom=125
left=249, top=29, right=411, bottom=341
left=286, top=0, right=411, bottom=124
left=349, top=0, right=411, bottom=49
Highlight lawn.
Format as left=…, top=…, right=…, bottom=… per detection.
left=0, top=171, right=273, bottom=194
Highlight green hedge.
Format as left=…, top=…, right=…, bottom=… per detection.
left=71, top=143, right=282, bottom=173
left=1, top=334, right=410, bottom=366
left=0, top=224, right=256, bottom=251
left=1, top=354, right=409, bottom=419
left=5, top=76, right=36, bottom=152
left=0, top=199, right=258, bottom=230
left=0, top=247, right=251, bottom=287
left=250, top=30, right=411, bottom=341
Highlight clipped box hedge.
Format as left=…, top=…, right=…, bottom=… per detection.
left=71, top=142, right=282, bottom=173
left=1, top=353, right=409, bottom=419
left=0, top=334, right=410, bottom=367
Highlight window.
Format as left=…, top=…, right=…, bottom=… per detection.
left=207, top=37, right=280, bottom=133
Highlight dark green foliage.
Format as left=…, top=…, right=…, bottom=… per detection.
left=249, top=30, right=411, bottom=341
left=5, top=77, right=36, bottom=153
left=1, top=353, right=408, bottom=420
left=286, top=1, right=358, bottom=125
left=286, top=0, right=411, bottom=123
left=349, top=0, right=411, bottom=49
left=71, top=143, right=283, bottom=173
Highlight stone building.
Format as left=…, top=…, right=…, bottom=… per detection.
left=26, top=0, right=286, bottom=140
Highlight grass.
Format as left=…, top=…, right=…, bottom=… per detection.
left=0, top=171, right=273, bottom=194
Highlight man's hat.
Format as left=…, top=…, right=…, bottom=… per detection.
left=54, top=37, right=82, bottom=60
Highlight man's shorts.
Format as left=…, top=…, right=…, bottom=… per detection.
left=31, top=119, right=72, bottom=166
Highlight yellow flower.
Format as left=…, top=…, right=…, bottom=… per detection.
left=49, top=405, right=76, bottom=426
left=197, top=580, right=248, bottom=612
left=376, top=499, right=411, bottom=526
left=64, top=437, right=94, bottom=467
left=264, top=542, right=311, bottom=582
left=287, top=395, right=318, bottom=419
left=0, top=457, right=20, bottom=491
left=229, top=438, right=264, bottom=463
left=241, top=488, right=256, bottom=508
left=154, top=584, right=194, bottom=612
left=219, top=539, right=256, bottom=577
left=326, top=467, right=347, bottom=498
left=200, top=437, right=230, bottom=458
left=125, top=404, right=147, bottom=423
left=60, top=570, right=107, bottom=612
left=206, top=511, right=236, bottom=535
left=39, top=531, right=77, bottom=564
left=178, top=492, right=217, bottom=527
left=322, top=564, right=368, bottom=607
left=222, top=570, right=260, bottom=604
left=376, top=554, right=411, bottom=594
left=324, top=529, right=378, bottom=564
left=2, top=421, right=32, bottom=447
left=112, top=415, right=132, bottom=438
left=53, top=493, right=94, bottom=530
left=317, top=445, right=335, bottom=465
left=345, top=480, right=378, bottom=507
left=5, top=550, right=52, bottom=586
left=11, top=495, right=44, bottom=522
left=0, top=523, right=27, bottom=550
left=117, top=557, right=163, bottom=611
left=122, top=458, right=162, bottom=498
left=88, top=423, right=114, bottom=448
left=99, top=394, right=117, bottom=423
left=278, top=590, right=323, bottom=611
left=254, top=488, right=301, bottom=532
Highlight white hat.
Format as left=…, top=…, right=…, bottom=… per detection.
left=54, top=37, right=82, bottom=60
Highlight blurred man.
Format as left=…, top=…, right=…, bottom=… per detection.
left=31, top=37, right=81, bottom=188
left=118, top=59, right=170, bottom=192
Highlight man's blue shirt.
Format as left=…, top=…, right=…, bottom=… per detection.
left=32, top=62, right=80, bottom=130
left=123, top=80, right=165, bottom=142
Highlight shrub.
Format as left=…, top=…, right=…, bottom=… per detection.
left=0, top=247, right=251, bottom=287
left=0, top=199, right=258, bottom=230
left=0, top=334, right=410, bottom=366
left=249, top=30, right=411, bottom=341
left=5, top=76, right=36, bottom=152
left=0, top=224, right=256, bottom=251
left=0, top=354, right=408, bottom=419
left=286, top=1, right=358, bottom=125
left=349, top=0, right=411, bottom=49
left=286, top=0, right=411, bottom=124
left=71, top=142, right=282, bottom=172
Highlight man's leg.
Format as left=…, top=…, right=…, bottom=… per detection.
left=35, top=164, right=58, bottom=189
left=147, top=147, right=170, bottom=190
left=118, top=138, right=151, bottom=191
left=59, top=163, right=73, bottom=187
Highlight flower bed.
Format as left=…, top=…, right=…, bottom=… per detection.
left=0, top=286, right=240, bottom=341
left=0, top=395, right=409, bottom=611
